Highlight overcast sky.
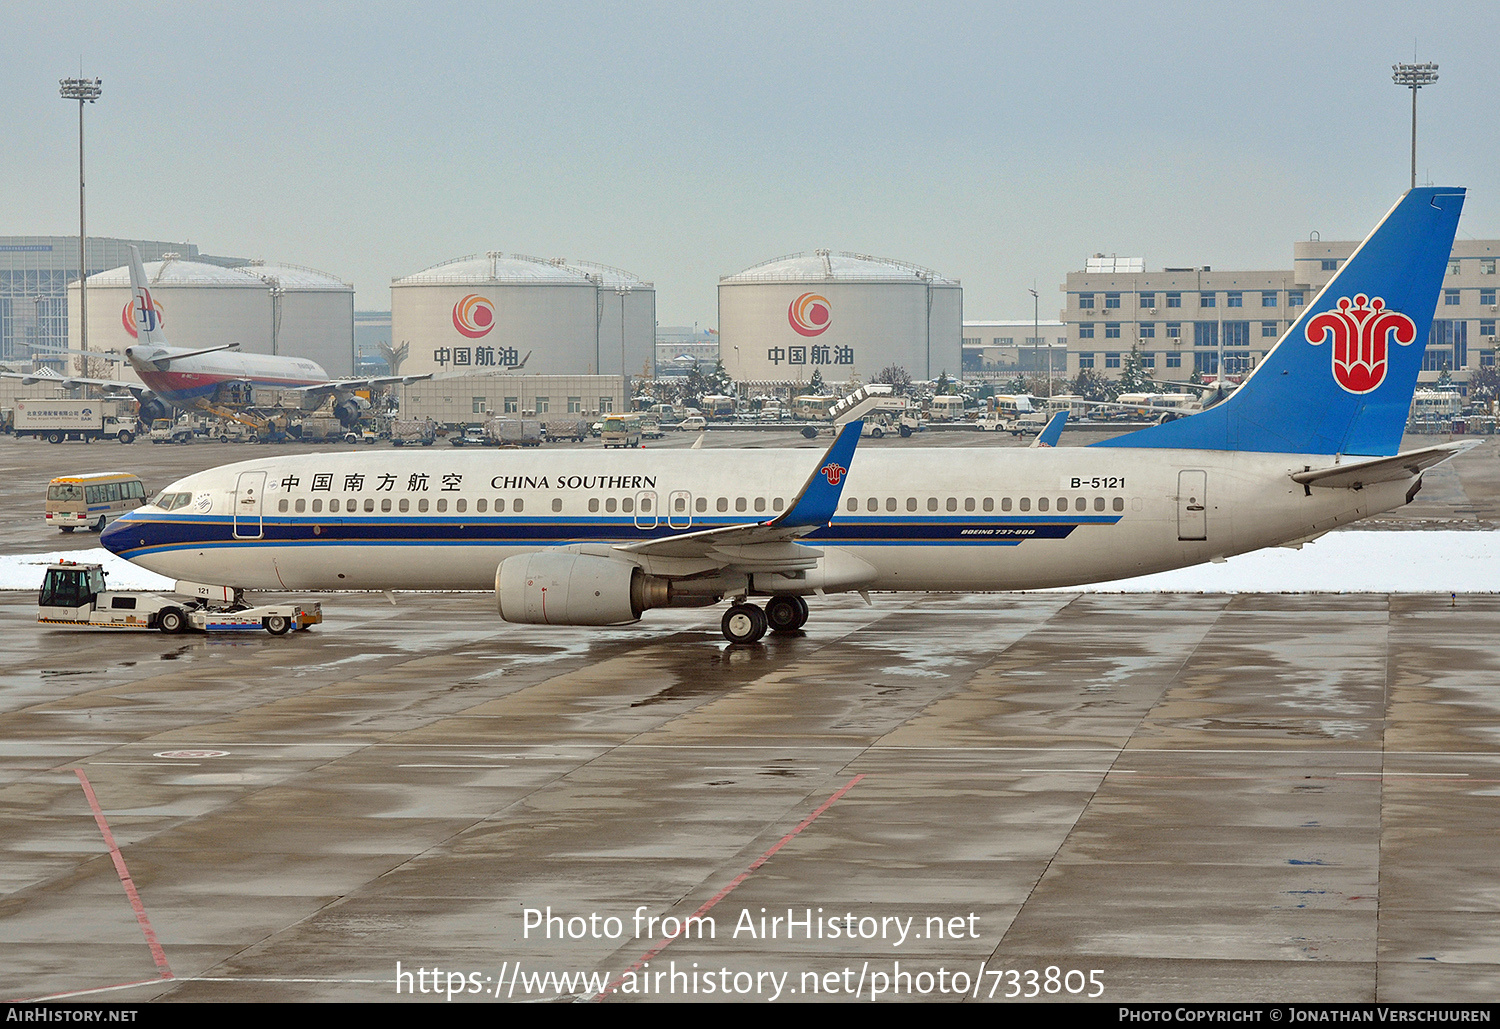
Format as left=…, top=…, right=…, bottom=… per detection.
left=6, top=1, right=1495, bottom=325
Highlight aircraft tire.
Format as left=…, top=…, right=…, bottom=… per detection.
left=158, top=609, right=185, bottom=634
left=263, top=615, right=291, bottom=636
left=766, top=595, right=807, bottom=634
left=722, top=603, right=767, bottom=644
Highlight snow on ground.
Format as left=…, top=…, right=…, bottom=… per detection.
left=1, top=531, right=1497, bottom=595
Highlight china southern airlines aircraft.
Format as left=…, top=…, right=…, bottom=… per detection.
left=104, top=187, right=1469, bottom=643
left=7, top=246, right=428, bottom=426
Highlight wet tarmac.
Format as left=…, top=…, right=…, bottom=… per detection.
left=2, top=590, right=1498, bottom=1003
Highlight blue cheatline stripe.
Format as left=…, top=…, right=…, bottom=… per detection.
left=106, top=511, right=1123, bottom=561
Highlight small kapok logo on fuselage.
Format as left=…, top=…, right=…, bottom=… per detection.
left=820, top=462, right=847, bottom=485
left=1304, top=294, right=1417, bottom=394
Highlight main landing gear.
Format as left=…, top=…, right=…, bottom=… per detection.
left=721, top=595, right=810, bottom=644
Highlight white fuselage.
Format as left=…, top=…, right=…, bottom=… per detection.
left=104, top=446, right=1407, bottom=595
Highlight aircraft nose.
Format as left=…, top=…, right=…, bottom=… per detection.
left=99, top=515, right=135, bottom=557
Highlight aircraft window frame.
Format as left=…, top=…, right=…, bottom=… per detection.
left=1001, top=497, right=1012, bottom=512
left=696, top=497, right=708, bottom=513
left=946, top=497, right=958, bottom=513
left=418, top=499, right=429, bottom=513
left=330, top=499, right=341, bottom=513
left=296, top=499, right=306, bottom=513
left=456, top=499, right=467, bottom=513
left=1114, top=497, right=1125, bottom=512
left=364, top=499, right=375, bottom=513
left=312, top=499, right=323, bottom=513
left=927, top=497, right=938, bottom=512
left=606, top=498, right=617, bottom=513
left=382, top=499, right=393, bottom=513
left=1094, top=497, right=1105, bottom=512
left=1019, top=498, right=1031, bottom=512
left=514, top=499, right=524, bottom=512
left=436, top=499, right=447, bottom=513
left=867, top=497, right=878, bottom=512
left=589, top=498, right=600, bottom=513
left=964, top=498, right=975, bottom=512
left=982, top=497, right=993, bottom=512
left=773, top=498, right=784, bottom=512
left=737, top=497, right=748, bottom=513
left=622, top=497, right=634, bottom=513
left=476, top=499, right=487, bottom=513
left=399, top=499, right=409, bottom=513
left=886, top=497, right=897, bottom=512
left=1057, top=498, right=1067, bottom=512
left=1076, top=496, right=1086, bottom=510
left=1038, top=497, right=1050, bottom=512
left=755, top=497, right=766, bottom=513
left=278, top=499, right=289, bottom=513
left=552, top=498, right=563, bottom=513
left=907, top=498, right=918, bottom=512
left=717, top=498, right=728, bottom=513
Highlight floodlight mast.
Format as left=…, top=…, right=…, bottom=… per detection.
left=59, top=76, right=102, bottom=359
left=1391, top=62, right=1438, bottom=189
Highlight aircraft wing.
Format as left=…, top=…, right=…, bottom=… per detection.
left=287, top=373, right=434, bottom=397
left=613, top=420, right=863, bottom=567
left=1291, top=441, right=1481, bottom=489
left=1, top=368, right=143, bottom=392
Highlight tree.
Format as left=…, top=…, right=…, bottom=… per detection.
left=935, top=370, right=957, bottom=395
left=1116, top=344, right=1152, bottom=393
left=1466, top=365, right=1500, bottom=411
left=1071, top=367, right=1111, bottom=401
left=808, top=368, right=824, bottom=391
left=873, top=365, right=913, bottom=395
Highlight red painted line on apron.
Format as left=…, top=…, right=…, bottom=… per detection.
left=74, top=769, right=173, bottom=979
left=596, top=772, right=864, bottom=1000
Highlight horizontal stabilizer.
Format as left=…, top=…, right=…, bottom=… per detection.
left=1291, top=440, right=1480, bottom=489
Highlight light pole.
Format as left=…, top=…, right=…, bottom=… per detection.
left=615, top=287, right=631, bottom=409
left=1392, top=61, right=1438, bottom=189
left=59, top=76, right=102, bottom=358
left=1029, top=287, right=1046, bottom=398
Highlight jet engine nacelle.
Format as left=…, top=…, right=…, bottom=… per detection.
left=496, top=551, right=719, bottom=626
left=137, top=396, right=170, bottom=424
left=334, top=396, right=371, bottom=427
left=497, top=552, right=643, bottom=625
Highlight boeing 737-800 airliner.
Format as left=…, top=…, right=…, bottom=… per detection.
left=105, top=187, right=1469, bottom=643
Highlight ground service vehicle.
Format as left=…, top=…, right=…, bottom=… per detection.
left=15, top=398, right=137, bottom=443
left=601, top=413, right=643, bottom=447
left=37, top=561, right=321, bottom=634
left=46, top=472, right=148, bottom=532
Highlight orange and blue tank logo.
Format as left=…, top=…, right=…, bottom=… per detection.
left=122, top=292, right=164, bottom=338
left=452, top=294, right=496, bottom=339
left=789, top=292, right=832, bottom=337
left=1304, top=294, right=1417, bottom=395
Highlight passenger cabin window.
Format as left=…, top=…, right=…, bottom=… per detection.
left=552, top=499, right=562, bottom=513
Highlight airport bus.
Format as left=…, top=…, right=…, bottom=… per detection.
left=601, top=413, right=643, bottom=448
left=46, top=472, right=148, bottom=533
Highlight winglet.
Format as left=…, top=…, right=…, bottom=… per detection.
left=1031, top=411, right=1067, bottom=448
left=769, top=420, right=862, bottom=529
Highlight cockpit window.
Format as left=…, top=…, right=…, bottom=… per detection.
left=157, top=492, right=194, bottom=511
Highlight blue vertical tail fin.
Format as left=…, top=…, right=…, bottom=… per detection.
left=1093, top=187, right=1465, bottom=456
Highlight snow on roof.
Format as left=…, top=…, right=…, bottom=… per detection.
left=395, top=252, right=650, bottom=288
left=722, top=249, right=958, bottom=285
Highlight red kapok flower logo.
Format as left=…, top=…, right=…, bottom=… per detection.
left=1304, top=294, right=1417, bottom=394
